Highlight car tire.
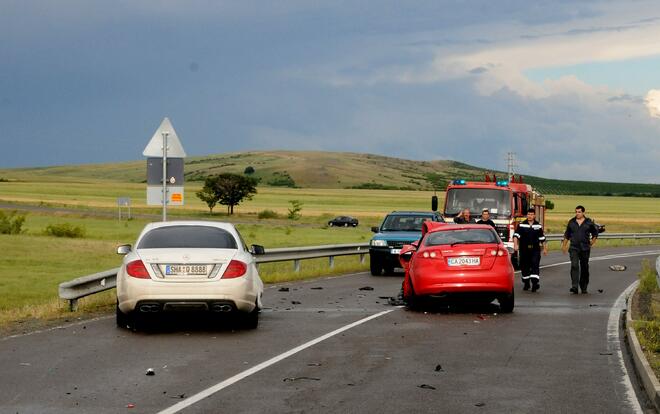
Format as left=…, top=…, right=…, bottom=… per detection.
left=344, top=223, right=348, bottom=227
left=329, top=222, right=334, bottom=227
left=405, top=281, right=421, bottom=310
left=352, top=223, right=357, bottom=227
left=238, top=304, right=259, bottom=330
left=499, top=290, right=515, bottom=313
left=370, top=257, right=382, bottom=276
left=116, top=302, right=133, bottom=330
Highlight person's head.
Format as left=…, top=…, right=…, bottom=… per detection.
left=526, top=208, right=536, bottom=222
left=462, top=208, right=470, bottom=218
left=481, top=209, right=490, bottom=220
left=575, top=205, right=585, bottom=219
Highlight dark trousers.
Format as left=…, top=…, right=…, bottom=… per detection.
left=520, top=248, right=541, bottom=286
left=569, top=248, right=591, bottom=290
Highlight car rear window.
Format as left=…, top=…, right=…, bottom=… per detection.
left=425, top=229, right=498, bottom=246
left=138, top=226, right=238, bottom=249
left=381, top=215, right=432, bottom=231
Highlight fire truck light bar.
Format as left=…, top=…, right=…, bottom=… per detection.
left=452, top=179, right=467, bottom=185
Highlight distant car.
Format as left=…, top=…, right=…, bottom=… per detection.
left=115, top=221, right=265, bottom=330
left=369, top=211, right=444, bottom=276
left=399, top=222, right=515, bottom=312
left=328, top=216, right=359, bottom=227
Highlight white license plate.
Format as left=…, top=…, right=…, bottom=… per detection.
left=165, top=264, right=208, bottom=276
left=390, top=249, right=401, bottom=254
left=447, top=257, right=480, bottom=266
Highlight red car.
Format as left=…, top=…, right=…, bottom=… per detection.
left=399, top=222, right=515, bottom=312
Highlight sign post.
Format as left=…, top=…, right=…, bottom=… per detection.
left=143, top=118, right=186, bottom=221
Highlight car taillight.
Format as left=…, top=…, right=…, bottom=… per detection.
left=127, top=260, right=150, bottom=279
left=222, top=260, right=247, bottom=278
left=491, top=248, right=508, bottom=257
left=421, top=251, right=442, bottom=259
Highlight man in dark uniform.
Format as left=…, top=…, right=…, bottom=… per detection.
left=513, top=208, right=547, bottom=292
left=476, top=208, right=496, bottom=228
left=562, top=205, right=599, bottom=294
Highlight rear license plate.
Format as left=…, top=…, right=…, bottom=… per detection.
left=165, top=265, right=208, bottom=276
left=447, top=257, right=480, bottom=266
left=390, top=249, right=401, bottom=254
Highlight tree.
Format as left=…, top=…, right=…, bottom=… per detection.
left=287, top=200, right=303, bottom=220
left=196, top=183, right=218, bottom=214
left=244, top=166, right=255, bottom=175
left=197, top=173, right=258, bottom=215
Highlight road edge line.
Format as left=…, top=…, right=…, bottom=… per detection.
left=626, top=282, right=660, bottom=411
left=157, top=309, right=395, bottom=414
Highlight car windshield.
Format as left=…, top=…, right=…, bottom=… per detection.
left=381, top=215, right=431, bottom=232
left=424, top=229, right=499, bottom=246
left=138, top=226, right=238, bottom=249
left=444, top=188, right=511, bottom=218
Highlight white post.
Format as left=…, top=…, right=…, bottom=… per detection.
left=162, top=132, right=168, bottom=221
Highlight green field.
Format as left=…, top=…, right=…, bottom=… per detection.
left=1, top=167, right=660, bottom=328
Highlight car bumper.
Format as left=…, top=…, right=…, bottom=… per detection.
left=117, top=277, right=259, bottom=314
left=369, top=248, right=405, bottom=268
left=412, top=271, right=514, bottom=296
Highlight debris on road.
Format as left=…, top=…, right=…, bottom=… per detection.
left=418, top=384, right=436, bottom=390
left=169, top=394, right=186, bottom=399
left=435, top=364, right=444, bottom=372
left=359, top=286, right=374, bottom=291
left=609, top=265, right=627, bottom=271
left=477, top=314, right=487, bottom=320
left=307, top=363, right=322, bottom=367
left=146, top=368, right=155, bottom=376
left=283, top=377, right=321, bottom=382
left=598, top=289, right=604, bottom=293
left=127, top=403, right=136, bottom=408
left=291, top=301, right=302, bottom=305
left=310, top=287, right=323, bottom=290
left=475, top=402, right=486, bottom=407
left=589, top=304, right=598, bottom=307
left=278, top=287, right=290, bottom=292
left=599, top=352, right=613, bottom=356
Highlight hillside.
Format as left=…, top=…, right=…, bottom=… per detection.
left=0, top=150, right=658, bottom=196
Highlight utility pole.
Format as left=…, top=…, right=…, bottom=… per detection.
left=506, top=152, right=516, bottom=182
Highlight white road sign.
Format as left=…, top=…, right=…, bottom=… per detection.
left=143, top=117, right=187, bottom=158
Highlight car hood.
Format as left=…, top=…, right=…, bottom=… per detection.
left=372, top=231, right=421, bottom=242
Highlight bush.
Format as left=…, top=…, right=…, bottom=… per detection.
left=244, top=166, right=255, bottom=175
left=258, top=209, right=279, bottom=219
left=545, top=200, right=555, bottom=210
left=44, top=223, right=86, bottom=238
left=0, top=210, right=26, bottom=234
left=638, top=259, right=658, bottom=294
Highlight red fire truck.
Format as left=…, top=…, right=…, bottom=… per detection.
left=434, top=175, right=546, bottom=265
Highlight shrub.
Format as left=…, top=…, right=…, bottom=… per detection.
left=44, top=223, right=86, bottom=238
left=287, top=200, right=303, bottom=220
left=638, top=259, right=658, bottom=294
left=244, top=166, right=255, bottom=175
left=0, top=210, right=26, bottom=234
left=545, top=200, right=555, bottom=210
left=258, top=209, right=279, bottom=219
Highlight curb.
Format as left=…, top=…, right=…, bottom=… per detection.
left=626, top=286, right=660, bottom=412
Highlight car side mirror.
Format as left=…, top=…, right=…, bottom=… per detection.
left=371, top=226, right=380, bottom=233
left=251, top=244, right=265, bottom=255
left=117, top=244, right=132, bottom=255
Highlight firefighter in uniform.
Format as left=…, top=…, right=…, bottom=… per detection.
left=513, top=208, right=548, bottom=292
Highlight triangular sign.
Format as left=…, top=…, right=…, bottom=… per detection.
left=143, top=117, right=187, bottom=158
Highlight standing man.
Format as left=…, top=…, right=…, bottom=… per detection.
left=454, top=208, right=476, bottom=224
left=562, top=205, right=599, bottom=294
left=476, top=208, right=496, bottom=228
left=513, top=208, right=548, bottom=292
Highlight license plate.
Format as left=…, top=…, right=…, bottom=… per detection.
left=447, top=257, right=480, bottom=266
left=165, top=264, right=208, bottom=276
left=390, top=249, right=401, bottom=254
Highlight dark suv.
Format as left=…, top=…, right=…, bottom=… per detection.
left=369, top=211, right=444, bottom=276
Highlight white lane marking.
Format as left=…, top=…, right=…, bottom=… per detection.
left=538, top=250, right=660, bottom=270
left=158, top=309, right=395, bottom=414
left=608, top=281, right=643, bottom=414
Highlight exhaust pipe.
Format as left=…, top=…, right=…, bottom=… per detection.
left=212, top=304, right=234, bottom=313
left=139, top=304, right=160, bottom=313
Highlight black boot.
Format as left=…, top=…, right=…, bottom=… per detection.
left=523, top=280, right=530, bottom=291
left=531, top=281, right=540, bottom=292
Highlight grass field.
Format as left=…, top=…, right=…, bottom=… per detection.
left=2, top=181, right=660, bottom=328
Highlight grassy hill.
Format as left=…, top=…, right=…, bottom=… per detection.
left=0, top=150, right=658, bottom=196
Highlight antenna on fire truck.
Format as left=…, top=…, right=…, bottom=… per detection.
left=506, top=152, right=516, bottom=182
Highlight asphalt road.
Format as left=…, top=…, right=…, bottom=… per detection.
left=2, top=246, right=659, bottom=414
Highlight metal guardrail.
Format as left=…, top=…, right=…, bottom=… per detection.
left=58, top=233, right=660, bottom=310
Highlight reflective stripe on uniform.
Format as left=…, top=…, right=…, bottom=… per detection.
left=529, top=274, right=539, bottom=280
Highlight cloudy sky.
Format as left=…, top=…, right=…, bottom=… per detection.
left=2, top=1, right=660, bottom=182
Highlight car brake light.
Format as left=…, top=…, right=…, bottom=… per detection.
left=498, top=248, right=507, bottom=257
left=422, top=251, right=441, bottom=259
left=222, top=260, right=247, bottom=278
left=127, top=260, right=150, bottom=279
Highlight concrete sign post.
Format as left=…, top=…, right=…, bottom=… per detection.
left=143, top=117, right=186, bottom=221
